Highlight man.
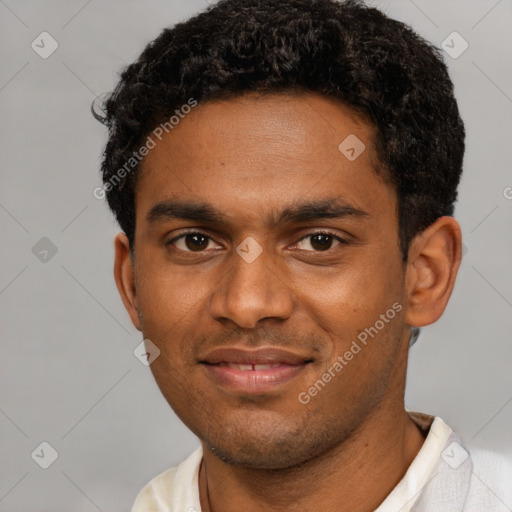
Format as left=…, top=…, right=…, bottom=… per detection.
left=94, top=0, right=510, bottom=510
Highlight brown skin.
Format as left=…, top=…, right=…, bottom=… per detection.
left=114, top=92, right=462, bottom=512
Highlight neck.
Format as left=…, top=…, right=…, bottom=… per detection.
left=199, top=402, right=426, bottom=512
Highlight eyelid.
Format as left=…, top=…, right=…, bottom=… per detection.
left=166, top=229, right=349, bottom=252
left=166, top=229, right=220, bottom=246
left=293, top=230, right=349, bottom=249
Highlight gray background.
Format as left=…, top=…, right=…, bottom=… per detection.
left=1, top=0, right=511, bottom=510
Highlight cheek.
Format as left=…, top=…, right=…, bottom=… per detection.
left=298, top=266, right=406, bottom=387
left=135, top=252, right=210, bottom=326
left=300, top=262, right=401, bottom=331
left=134, top=269, right=206, bottom=371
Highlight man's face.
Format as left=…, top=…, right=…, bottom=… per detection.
left=130, top=92, right=411, bottom=469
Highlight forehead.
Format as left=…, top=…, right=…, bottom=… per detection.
left=136, top=92, right=394, bottom=226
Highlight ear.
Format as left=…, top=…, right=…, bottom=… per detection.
left=114, top=232, right=141, bottom=331
left=404, top=216, right=462, bottom=328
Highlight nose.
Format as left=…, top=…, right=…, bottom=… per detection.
left=208, top=240, right=294, bottom=329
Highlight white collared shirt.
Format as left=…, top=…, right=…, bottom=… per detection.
left=131, top=412, right=512, bottom=511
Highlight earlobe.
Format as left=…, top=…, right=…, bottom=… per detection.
left=113, top=232, right=141, bottom=331
left=404, top=216, right=462, bottom=328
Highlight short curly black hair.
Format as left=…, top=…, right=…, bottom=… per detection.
left=94, top=0, right=465, bottom=262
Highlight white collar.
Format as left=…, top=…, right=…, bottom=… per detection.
left=132, top=412, right=473, bottom=512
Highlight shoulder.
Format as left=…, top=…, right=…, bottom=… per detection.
left=131, top=447, right=203, bottom=512
left=464, top=446, right=512, bottom=511
left=131, top=467, right=179, bottom=512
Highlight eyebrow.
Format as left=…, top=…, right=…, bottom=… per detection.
left=146, top=197, right=369, bottom=228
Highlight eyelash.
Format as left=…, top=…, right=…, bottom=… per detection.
left=166, top=230, right=349, bottom=254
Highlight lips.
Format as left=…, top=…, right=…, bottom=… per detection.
left=200, top=347, right=311, bottom=366
left=199, top=347, right=312, bottom=392
left=216, top=363, right=283, bottom=371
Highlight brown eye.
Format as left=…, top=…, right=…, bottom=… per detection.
left=167, top=232, right=218, bottom=252
left=310, top=233, right=334, bottom=251
left=295, top=232, right=348, bottom=252
left=184, top=233, right=210, bottom=251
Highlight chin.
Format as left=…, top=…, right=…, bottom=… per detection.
left=206, top=443, right=311, bottom=470
left=201, top=421, right=337, bottom=470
